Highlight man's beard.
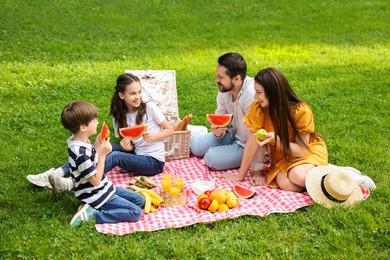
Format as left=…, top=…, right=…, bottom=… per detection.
left=218, top=82, right=234, bottom=93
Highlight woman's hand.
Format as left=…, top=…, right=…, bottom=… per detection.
left=218, top=173, right=244, bottom=182
left=249, top=172, right=267, bottom=186
left=120, top=137, right=134, bottom=151
left=211, top=125, right=227, bottom=138
left=254, top=131, right=278, bottom=147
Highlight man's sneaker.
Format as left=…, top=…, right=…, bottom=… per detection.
left=352, top=174, right=376, bottom=190
left=328, top=164, right=376, bottom=190
left=69, top=204, right=95, bottom=227
left=49, top=175, right=75, bottom=194
left=341, top=170, right=376, bottom=190
left=26, top=168, right=55, bottom=188
left=328, top=164, right=363, bottom=175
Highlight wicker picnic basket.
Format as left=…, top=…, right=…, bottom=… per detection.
left=124, top=70, right=191, bottom=160
left=164, top=129, right=191, bottom=160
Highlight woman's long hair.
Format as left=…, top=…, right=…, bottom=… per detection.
left=110, top=73, right=147, bottom=129
left=254, top=67, right=320, bottom=160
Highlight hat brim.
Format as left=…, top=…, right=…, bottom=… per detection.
left=305, top=166, right=363, bottom=208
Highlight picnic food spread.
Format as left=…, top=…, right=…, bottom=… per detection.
left=119, top=124, right=147, bottom=138
left=127, top=175, right=258, bottom=216
left=206, top=114, right=233, bottom=127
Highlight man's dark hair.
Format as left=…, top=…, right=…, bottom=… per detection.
left=218, top=52, right=247, bottom=80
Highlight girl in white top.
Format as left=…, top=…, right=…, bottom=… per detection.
left=107, top=73, right=174, bottom=176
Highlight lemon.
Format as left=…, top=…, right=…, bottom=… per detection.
left=226, top=197, right=239, bottom=209
left=207, top=199, right=219, bottom=212
left=225, top=191, right=236, bottom=200
left=217, top=204, right=230, bottom=212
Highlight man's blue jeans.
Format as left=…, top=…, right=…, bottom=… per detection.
left=190, top=131, right=244, bottom=170
left=95, top=187, right=145, bottom=224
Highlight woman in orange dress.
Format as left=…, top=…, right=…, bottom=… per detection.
left=219, top=67, right=328, bottom=191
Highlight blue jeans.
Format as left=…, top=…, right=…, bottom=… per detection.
left=95, top=187, right=145, bottom=224
left=61, top=143, right=165, bottom=176
left=190, top=132, right=244, bottom=170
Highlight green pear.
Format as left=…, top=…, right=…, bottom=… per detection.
left=255, top=129, right=267, bottom=141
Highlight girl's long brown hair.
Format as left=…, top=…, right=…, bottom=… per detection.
left=110, top=73, right=147, bottom=129
left=254, top=67, right=321, bottom=160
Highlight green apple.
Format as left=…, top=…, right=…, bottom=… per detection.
left=255, top=129, right=267, bottom=141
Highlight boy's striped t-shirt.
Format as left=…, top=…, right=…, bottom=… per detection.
left=67, top=137, right=115, bottom=209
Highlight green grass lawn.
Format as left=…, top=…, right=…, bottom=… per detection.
left=1, top=0, right=389, bottom=259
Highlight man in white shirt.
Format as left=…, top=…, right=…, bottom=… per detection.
left=191, top=52, right=258, bottom=171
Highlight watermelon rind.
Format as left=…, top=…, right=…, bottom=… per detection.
left=206, top=114, right=233, bottom=127
left=119, top=124, right=147, bottom=139
left=233, top=184, right=256, bottom=199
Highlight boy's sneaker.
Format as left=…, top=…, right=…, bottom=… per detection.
left=26, top=168, right=55, bottom=188
left=69, top=204, right=95, bottom=227
left=49, top=174, right=75, bottom=194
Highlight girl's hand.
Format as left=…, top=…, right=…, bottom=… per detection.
left=211, top=125, right=227, bottom=138
left=143, top=132, right=154, bottom=142
left=120, top=137, right=134, bottom=151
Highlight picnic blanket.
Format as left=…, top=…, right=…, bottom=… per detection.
left=95, top=156, right=370, bottom=235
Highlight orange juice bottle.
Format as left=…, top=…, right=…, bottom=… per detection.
left=174, top=179, right=185, bottom=191
left=170, top=186, right=180, bottom=196
left=162, top=179, right=172, bottom=193
left=162, top=173, right=172, bottom=181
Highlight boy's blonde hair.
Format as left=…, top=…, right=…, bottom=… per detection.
left=61, top=100, right=98, bottom=134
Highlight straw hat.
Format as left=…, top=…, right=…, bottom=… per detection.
left=305, top=166, right=363, bottom=208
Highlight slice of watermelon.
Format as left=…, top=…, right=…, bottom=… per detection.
left=206, top=114, right=233, bottom=127
left=100, top=122, right=110, bottom=141
left=233, top=184, right=256, bottom=199
left=119, top=124, right=147, bottom=139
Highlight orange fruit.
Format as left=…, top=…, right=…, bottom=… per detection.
left=226, top=197, right=239, bottom=209
left=209, top=189, right=227, bottom=204
left=197, top=193, right=209, bottom=202
left=208, top=199, right=219, bottom=212
left=217, top=204, right=230, bottom=212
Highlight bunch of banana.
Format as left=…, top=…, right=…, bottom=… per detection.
left=136, top=188, right=164, bottom=214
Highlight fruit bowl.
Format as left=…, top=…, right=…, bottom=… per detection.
left=196, top=189, right=239, bottom=212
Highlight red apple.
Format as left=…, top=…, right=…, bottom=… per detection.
left=204, top=190, right=213, bottom=197
left=198, top=197, right=211, bottom=210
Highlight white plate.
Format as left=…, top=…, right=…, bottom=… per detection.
left=190, top=179, right=216, bottom=195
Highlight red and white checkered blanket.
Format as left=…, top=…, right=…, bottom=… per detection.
left=95, top=156, right=370, bottom=235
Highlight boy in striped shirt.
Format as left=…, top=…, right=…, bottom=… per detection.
left=61, top=100, right=145, bottom=226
